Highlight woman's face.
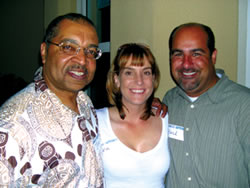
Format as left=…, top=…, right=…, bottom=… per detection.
left=114, top=56, right=155, bottom=107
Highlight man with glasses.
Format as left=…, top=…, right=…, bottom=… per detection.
left=0, top=13, right=103, bottom=187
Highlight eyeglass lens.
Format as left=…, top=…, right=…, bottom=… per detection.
left=59, top=42, right=101, bottom=59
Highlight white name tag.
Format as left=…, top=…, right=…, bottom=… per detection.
left=168, top=124, right=184, bottom=141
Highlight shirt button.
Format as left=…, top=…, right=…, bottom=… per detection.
left=186, top=152, right=189, bottom=156
left=186, top=128, right=189, bottom=131
left=187, top=177, right=192, bottom=181
left=190, top=104, right=195, bottom=108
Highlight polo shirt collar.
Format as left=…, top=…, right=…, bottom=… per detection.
left=176, top=69, right=228, bottom=104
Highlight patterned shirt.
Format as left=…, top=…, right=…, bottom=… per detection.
left=0, top=67, right=103, bottom=187
left=163, top=69, right=250, bottom=188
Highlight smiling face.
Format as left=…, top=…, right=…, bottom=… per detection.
left=170, top=26, right=218, bottom=97
left=114, top=56, right=155, bottom=107
left=40, top=19, right=98, bottom=97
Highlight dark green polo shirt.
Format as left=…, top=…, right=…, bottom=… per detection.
left=163, top=69, right=250, bottom=188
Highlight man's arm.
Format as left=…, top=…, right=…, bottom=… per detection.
left=152, top=97, right=168, bottom=118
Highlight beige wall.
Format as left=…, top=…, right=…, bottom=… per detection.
left=43, top=0, right=99, bottom=40
left=44, top=0, right=77, bottom=29
left=111, top=0, right=238, bottom=99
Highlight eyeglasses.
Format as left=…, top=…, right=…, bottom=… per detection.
left=47, top=40, right=102, bottom=60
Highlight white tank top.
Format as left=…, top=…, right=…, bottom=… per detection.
left=97, top=107, right=170, bottom=188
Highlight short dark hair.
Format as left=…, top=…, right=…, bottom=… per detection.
left=43, top=13, right=96, bottom=45
left=169, top=22, right=215, bottom=56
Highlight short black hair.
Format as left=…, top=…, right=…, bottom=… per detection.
left=169, top=22, right=215, bottom=56
left=43, top=13, right=96, bottom=44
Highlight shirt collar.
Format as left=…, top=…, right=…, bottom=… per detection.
left=33, top=67, right=99, bottom=140
left=176, top=69, right=227, bottom=104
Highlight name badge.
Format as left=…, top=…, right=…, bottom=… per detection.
left=168, top=124, right=184, bottom=141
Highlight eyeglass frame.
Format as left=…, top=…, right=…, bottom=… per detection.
left=46, top=40, right=102, bottom=60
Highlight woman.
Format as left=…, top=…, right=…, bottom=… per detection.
left=97, top=43, right=170, bottom=187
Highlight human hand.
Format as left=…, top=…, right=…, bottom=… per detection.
left=152, top=98, right=168, bottom=118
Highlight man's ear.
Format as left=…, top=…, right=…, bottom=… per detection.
left=40, top=42, right=47, bottom=65
left=211, top=48, right=217, bottom=65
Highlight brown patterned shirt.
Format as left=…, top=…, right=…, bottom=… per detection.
left=0, top=67, right=103, bottom=187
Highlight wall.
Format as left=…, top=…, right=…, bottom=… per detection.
left=111, top=0, right=238, bottom=99
left=238, top=0, right=250, bottom=87
left=0, top=0, right=79, bottom=83
left=44, top=0, right=77, bottom=29
left=0, top=0, right=44, bottom=82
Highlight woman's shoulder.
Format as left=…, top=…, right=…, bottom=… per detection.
left=151, top=108, right=169, bottom=122
left=96, top=107, right=109, bottom=116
